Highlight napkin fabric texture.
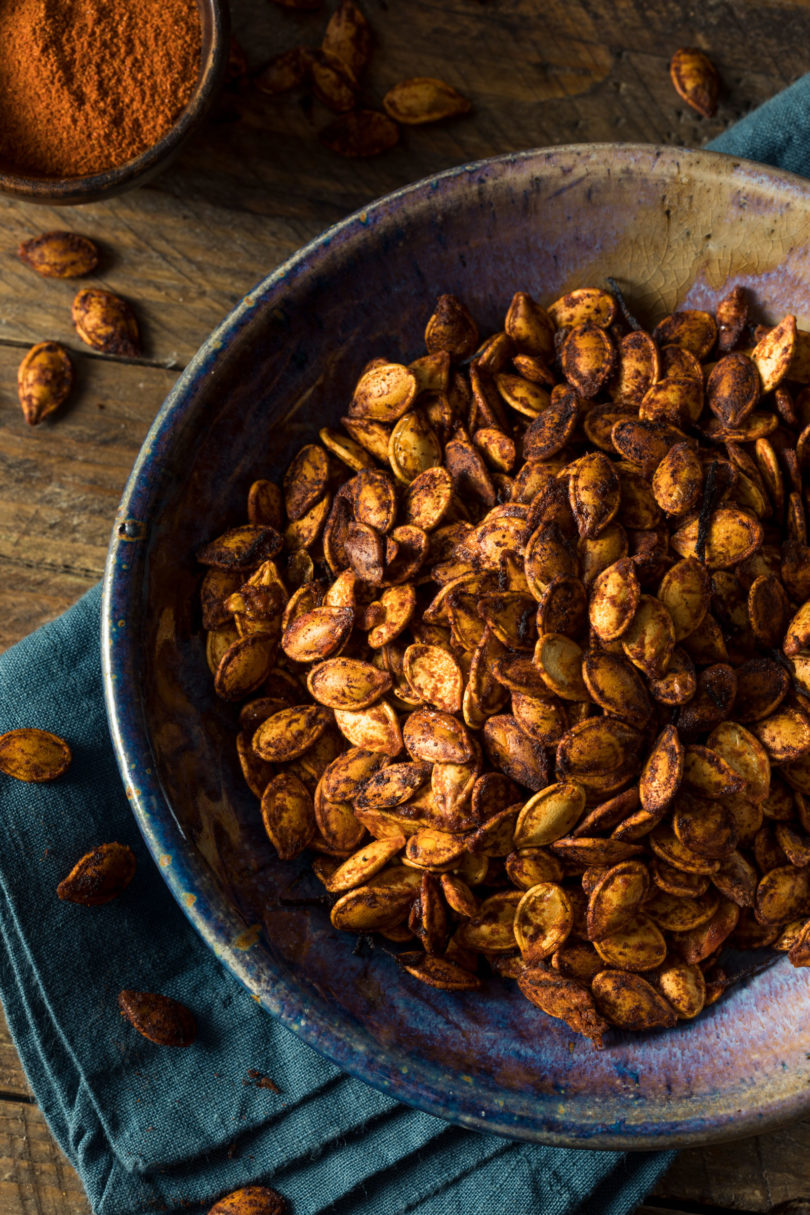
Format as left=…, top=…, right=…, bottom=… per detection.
left=3, top=77, right=807, bottom=1215
left=706, top=71, right=810, bottom=171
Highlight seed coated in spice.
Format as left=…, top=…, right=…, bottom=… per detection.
left=197, top=281, right=810, bottom=1046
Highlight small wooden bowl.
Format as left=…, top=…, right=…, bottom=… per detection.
left=0, top=0, right=228, bottom=205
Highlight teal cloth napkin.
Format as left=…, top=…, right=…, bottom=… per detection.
left=3, top=75, right=808, bottom=1214
left=707, top=71, right=810, bottom=169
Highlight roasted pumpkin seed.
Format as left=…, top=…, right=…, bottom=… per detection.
left=199, top=278, right=810, bottom=1046
left=0, top=728, right=71, bottom=782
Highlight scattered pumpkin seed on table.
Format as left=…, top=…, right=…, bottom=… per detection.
left=197, top=281, right=810, bottom=1047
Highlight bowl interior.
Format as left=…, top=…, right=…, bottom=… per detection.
left=104, top=144, right=810, bottom=1148
left=0, top=0, right=227, bottom=204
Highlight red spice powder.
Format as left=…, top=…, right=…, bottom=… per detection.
left=0, top=0, right=202, bottom=177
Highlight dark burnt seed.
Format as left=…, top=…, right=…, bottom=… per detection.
left=117, top=990, right=196, bottom=1047
left=606, top=276, right=643, bottom=331
left=57, top=843, right=136, bottom=906
left=695, top=460, right=719, bottom=564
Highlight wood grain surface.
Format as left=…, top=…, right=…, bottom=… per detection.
left=2, top=0, right=810, bottom=1211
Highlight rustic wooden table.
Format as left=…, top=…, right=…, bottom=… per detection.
left=2, top=1, right=810, bottom=1211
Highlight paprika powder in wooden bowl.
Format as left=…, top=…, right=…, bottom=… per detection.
left=0, top=0, right=228, bottom=205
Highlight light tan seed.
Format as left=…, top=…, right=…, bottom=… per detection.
left=0, top=728, right=71, bottom=782
left=587, top=861, right=649, bottom=939
left=683, top=746, right=744, bottom=798
left=511, top=691, right=568, bottom=747
left=669, top=48, right=719, bottom=118
left=214, top=632, right=276, bottom=702
left=561, top=323, right=615, bottom=399
left=505, top=292, right=555, bottom=359
left=751, top=314, right=797, bottom=393
left=707, top=721, right=771, bottom=803
left=330, top=882, right=414, bottom=932
left=403, top=644, right=463, bottom=714
left=17, top=342, right=74, bottom=426
left=403, top=708, right=472, bottom=764
left=534, top=633, right=589, bottom=701
left=425, top=295, right=479, bottom=360
left=252, top=705, right=332, bottom=762
left=307, top=658, right=392, bottom=710
left=456, top=891, right=522, bottom=952
left=351, top=362, right=417, bottom=422
left=672, top=900, right=740, bottom=963
left=651, top=443, right=703, bottom=515
left=325, top=837, right=406, bottom=892
left=314, top=779, right=365, bottom=853
left=405, top=828, right=467, bottom=871
left=367, top=585, right=417, bottom=648
left=752, top=703, right=810, bottom=762
left=440, top=873, right=479, bottom=917
left=282, top=606, right=354, bottom=662
left=593, top=914, right=667, bottom=972
left=639, top=725, right=684, bottom=815
left=548, top=288, right=616, bottom=330
left=657, top=558, right=711, bottom=641
left=482, top=715, right=548, bottom=791
left=333, top=701, right=403, bottom=756
left=283, top=444, right=329, bottom=522
left=588, top=557, right=640, bottom=641
left=72, top=287, right=140, bottom=356
left=383, top=76, right=470, bottom=124
left=556, top=717, right=642, bottom=788
left=581, top=649, right=652, bottom=729
left=506, top=847, right=564, bottom=889
left=320, top=425, right=378, bottom=470
left=388, top=412, right=442, bottom=484
left=514, top=882, right=574, bottom=960
left=655, top=961, right=706, bottom=1019
left=568, top=452, right=620, bottom=538
left=19, top=230, right=99, bottom=277
left=621, top=595, right=676, bottom=678
left=513, top=781, right=587, bottom=847
left=399, top=952, right=482, bottom=991
left=784, top=601, right=810, bottom=657
left=261, top=772, right=316, bottom=860
left=592, top=970, right=677, bottom=1031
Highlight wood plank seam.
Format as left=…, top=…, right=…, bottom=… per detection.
left=0, top=338, right=189, bottom=376
left=644, top=1201, right=765, bottom=1214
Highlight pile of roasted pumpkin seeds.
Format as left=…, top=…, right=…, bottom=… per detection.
left=198, top=282, right=810, bottom=1048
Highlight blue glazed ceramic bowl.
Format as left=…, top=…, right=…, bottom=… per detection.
left=103, top=144, right=810, bottom=1149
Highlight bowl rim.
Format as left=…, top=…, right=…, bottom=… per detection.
left=0, top=0, right=228, bottom=204
left=103, top=142, right=810, bottom=1149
